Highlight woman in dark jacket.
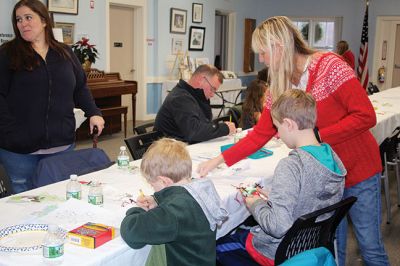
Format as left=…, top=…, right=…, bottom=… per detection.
left=0, top=0, right=104, bottom=193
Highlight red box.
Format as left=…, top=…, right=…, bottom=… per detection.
left=67, top=223, right=115, bottom=249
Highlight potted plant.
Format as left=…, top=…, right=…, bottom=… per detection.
left=71, top=37, right=99, bottom=71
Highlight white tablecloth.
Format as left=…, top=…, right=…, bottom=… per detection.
left=369, top=86, right=400, bottom=144
left=0, top=133, right=289, bottom=266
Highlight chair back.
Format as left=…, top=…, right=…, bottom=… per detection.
left=134, top=121, right=155, bottom=135
left=367, top=82, right=380, bottom=95
left=274, top=196, right=357, bottom=265
left=227, top=105, right=242, bottom=128
left=124, top=131, right=164, bottom=160
left=379, top=126, right=400, bottom=167
left=0, top=164, right=13, bottom=198
left=33, top=148, right=113, bottom=188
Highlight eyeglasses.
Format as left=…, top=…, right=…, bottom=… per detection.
left=203, top=77, right=218, bottom=93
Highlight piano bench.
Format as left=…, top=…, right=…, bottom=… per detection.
left=101, top=106, right=128, bottom=138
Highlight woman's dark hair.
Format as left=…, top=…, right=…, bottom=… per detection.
left=1, top=0, right=72, bottom=71
left=241, top=79, right=268, bottom=128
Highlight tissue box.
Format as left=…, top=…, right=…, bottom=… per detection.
left=67, top=223, right=115, bottom=249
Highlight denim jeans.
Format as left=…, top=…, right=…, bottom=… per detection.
left=0, top=146, right=74, bottom=194
left=336, top=173, right=389, bottom=266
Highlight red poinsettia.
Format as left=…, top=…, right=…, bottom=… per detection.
left=72, top=37, right=99, bottom=64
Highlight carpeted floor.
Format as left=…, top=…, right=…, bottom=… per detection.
left=76, top=120, right=400, bottom=265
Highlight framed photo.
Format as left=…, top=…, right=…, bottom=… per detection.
left=195, top=57, right=210, bottom=68
left=54, top=22, right=74, bottom=45
left=170, top=8, right=187, bottom=34
left=171, top=38, right=184, bottom=55
left=48, top=0, right=78, bottom=15
left=188, top=26, right=205, bottom=51
left=192, top=3, right=203, bottom=23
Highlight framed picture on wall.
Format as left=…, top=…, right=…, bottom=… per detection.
left=171, top=37, right=184, bottom=54
left=170, top=8, right=187, bottom=34
left=188, top=26, right=205, bottom=51
left=192, top=3, right=203, bottom=23
left=48, top=0, right=79, bottom=15
left=54, top=22, right=74, bottom=45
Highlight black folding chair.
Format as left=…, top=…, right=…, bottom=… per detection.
left=124, top=131, right=164, bottom=160
left=379, top=126, right=400, bottom=224
left=0, top=164, right=13, bottom=198
left=134, top=121, right=155, bottom=135
left=274, top=196, right=357, bottom=265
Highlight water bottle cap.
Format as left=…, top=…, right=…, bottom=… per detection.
left=120, top=146, right=126, bottom=151
left=47, top=224, right=58, bottom=233
left=70, top=174, right=78, bottom=180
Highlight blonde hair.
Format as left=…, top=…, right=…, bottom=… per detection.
left=271, top=89, right=316, bottom=130
left=252, top=16, right=315, bottom=102
left=140, top=138, right=192, bottom=183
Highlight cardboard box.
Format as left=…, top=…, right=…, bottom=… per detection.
left=67, top=223, right=115, bottom=249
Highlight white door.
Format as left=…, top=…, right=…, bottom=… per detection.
left=392, top=24, right=400, bottom=88
left=110, top=5, right=134, bottom=120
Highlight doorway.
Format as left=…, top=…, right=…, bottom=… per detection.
left=109, top=5, right=134, bottom=121
left=373, top=16, right=400, bottom=91
left=215, top=11, right=228, bottom=70
left=392, top=24, right=400, bottom=88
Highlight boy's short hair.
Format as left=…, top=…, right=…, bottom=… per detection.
left=271, top=89, right=316, bottom=130
left=140, top=138, right=192, bottom=183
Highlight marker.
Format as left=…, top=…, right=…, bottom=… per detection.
left=139, top=189, right=144, bottom=197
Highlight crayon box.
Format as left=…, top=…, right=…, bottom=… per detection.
left=67, top=222, right=115, bottom=249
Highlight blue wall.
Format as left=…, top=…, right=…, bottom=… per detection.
left=1, top=0, right=399, bottom=115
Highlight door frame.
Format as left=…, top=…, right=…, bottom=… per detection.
left=106, top=0, right=147, bottom=120
left=373, top=16, right=400, bottom=91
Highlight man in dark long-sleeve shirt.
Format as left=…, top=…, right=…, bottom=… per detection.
left=155, top=64, right=236, bottom=144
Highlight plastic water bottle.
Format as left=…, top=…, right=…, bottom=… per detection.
left=66, top=174, right=81, bottom=200
left=42, top=224, right=64, bottom=261
left=234, top=128, right=243, bottom=143
left=88, top=181, right=103, bottom=206
left=117, top=146, right=130, bottom=169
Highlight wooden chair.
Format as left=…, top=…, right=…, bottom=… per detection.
left=274, top=196, right=357, bottom=265
left=124, top=131, right=164, bottom=160
left=134, top=121, right=155, bottom=135
left=0, top=164, right=13, bottom=198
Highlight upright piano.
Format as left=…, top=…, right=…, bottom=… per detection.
left=76, top=69, right=138, bottom=140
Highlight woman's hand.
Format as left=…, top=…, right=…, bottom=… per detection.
left=136, top=195, right=158, bottom=211
left=89, top=115, right=105, bottom=135
left=197, top=154, right=225, bottom=177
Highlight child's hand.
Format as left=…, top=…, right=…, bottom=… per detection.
left=243, top=193, right=262, bottom=208
left=136, top=195, right=158, bottom=211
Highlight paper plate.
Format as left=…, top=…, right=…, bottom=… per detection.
left=0, top=224, right=66, bottom=253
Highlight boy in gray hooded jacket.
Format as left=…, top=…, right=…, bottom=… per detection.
left=121, top=138, right=228, bottom=266
left=217, top=89, right=346, bottom=265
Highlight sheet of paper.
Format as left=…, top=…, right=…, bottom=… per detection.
left=37, top=198, right=121, bottom=231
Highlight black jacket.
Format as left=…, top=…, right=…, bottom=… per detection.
left=0, top=45, right=101, bottom=154
left=154, top=80, right=229, bottom=144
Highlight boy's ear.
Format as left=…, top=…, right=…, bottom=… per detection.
left=283, top=118, right=298, bottom=131
left=158, top=175, right=174, bottom=186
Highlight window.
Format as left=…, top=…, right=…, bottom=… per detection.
left=292, top=17, right=342, bottom=51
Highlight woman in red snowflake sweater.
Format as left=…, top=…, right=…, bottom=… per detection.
left=198, top=16, right=389, bottom=266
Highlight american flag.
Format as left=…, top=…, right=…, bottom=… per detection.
left=357, top=1, right=369, bottom=90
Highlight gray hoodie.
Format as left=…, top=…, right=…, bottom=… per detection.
left=183, top=178, right=229, bottom=230
left=249, top=148, right=346, bottom=259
